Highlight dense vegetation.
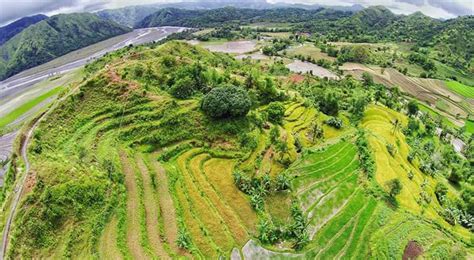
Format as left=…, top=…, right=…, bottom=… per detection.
left=0, top=14, right=47, bottom=45
left=1, top=38, right=471, bottom=258
left=1, top=3, right=473, bottom=260
left=97, top=6, right=159, bottom=28
left=137, top=6, right=473, bottom=82
left=0, top=13, right=130, bottom=80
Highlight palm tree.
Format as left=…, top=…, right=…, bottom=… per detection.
left=392, top=118, right=401, bottom=135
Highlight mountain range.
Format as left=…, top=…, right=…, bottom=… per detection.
left=0, top=13, right=130, bottom=80
left=0, top=14, right=48, bottom=45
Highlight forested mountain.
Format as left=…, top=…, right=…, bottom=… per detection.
left=0, top=13, right=130, bottom=80
left=136, top=7, right=351, bottom=28
left=96, top=6, right=159, bottom=28
left=0, top=14, right=48, bottom=45
left=137, top=6, right=473, bottom=71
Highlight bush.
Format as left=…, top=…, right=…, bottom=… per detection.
left=407, top=100, right=419, bottom=116
left=386, top=143, right=396, bottom=156
left=356, top=131, right=376, bottom=178
left=435, top=182, right=448, bottom=204
left=169, top=76, right=195, bottom=99
left=325, top=117, right=343, bottom=129
left=201, top=85, right=251, bottom=118
left=319, top=92, right=339, bottom=116
left=387, top=178, right=403, bottom=197
left=266, top=102, right=285, bottom=124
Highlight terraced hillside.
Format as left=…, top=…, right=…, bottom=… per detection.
left=1, top=40, right=472, bottom=259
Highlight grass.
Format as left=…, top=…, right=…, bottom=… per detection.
left=418, top=102, right=458, bottom=129
left=465, top=120, right=474, bottom=134
left=445, top=81, right=474, bottom=98
left=0, top=86, right=63, bottom=128
left=286, top=44, right=336, bottom=62
left=362, top=105, right=472, bottom=242
left=9, top=40, right=472, bottom=259
left=134, top=154, right=169, bottom=258
left=119, top=151, right=149, bottom=259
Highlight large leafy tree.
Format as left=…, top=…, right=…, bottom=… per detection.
left=201, top=85, right=251, bottom=118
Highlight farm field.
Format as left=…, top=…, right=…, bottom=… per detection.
left=361, top=105, right=471, bottom=241
left=0, top=87, right=63, bottom=129
left=198, top=40, right=258, bottom=54
left=341, top=63, right=471, bottom=122
left=1, top=25, right=472, bottom=259
left=287, top=60, right=338, bottom=79
left=446, top=81, right=474, bottom=99
left=286, top=44, right=336, bottom=62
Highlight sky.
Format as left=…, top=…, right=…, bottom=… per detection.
left=0, top=0, right=473, bottom=25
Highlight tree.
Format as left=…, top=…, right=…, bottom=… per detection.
left=391, top=118, right=401, bottom=135
left=170, top=76, right=195, bottom=99
left=319, top=91, right=339, bottom=116
left=362, top=72, right=374, bottom=86
left=276, top=173, right=291, bottom=191
left=201, top=85, right=251, bottom=118
left=310, top=122, right=323, bottom=142
left=448, top=166, right=464, bottom=184
left=407, top=100, right=419, bottom=116
left=388, top=178, right=402, bottom=197
left=435, top=182, right=448, bottom=204
left=266, top=102, right=285, bottom=124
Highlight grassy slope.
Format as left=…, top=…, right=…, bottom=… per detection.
left=5, top=40, right=471, bottom=259
left=362, top=105, right=471, bottom=242
left=0, top=86, right=63, bottom=128
left=445, top=81, right=474, bottom=98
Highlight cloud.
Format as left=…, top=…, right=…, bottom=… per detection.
left=428, top=0, right=473, bottom=16
left=395, top=0, right=425, bottom=6
left=1, top=0, right=473, bottom=26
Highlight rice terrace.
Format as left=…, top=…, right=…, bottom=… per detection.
left=0, top=1, right=473, bottom=259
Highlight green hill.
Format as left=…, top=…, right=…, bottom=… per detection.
left=96, top=6, right=159, bottom=28
left=0, top=13, right=130, bottom=80
left=2, top=40, right=471, bottom=258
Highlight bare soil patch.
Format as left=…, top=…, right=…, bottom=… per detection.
left=287, top=60, right=339, bottom=79
left=99, top=217, right=122, bottom=260
left=341, top=64, right=470, bottom=118
left=203, top=41, right=257, bottom=54
left=135, top=154, right=168, bottom=258
left=119, top=151, right=148, bottom=259
left=402, top=241, right=423, bottom=260
left=148, top=154, right=182, bottom=255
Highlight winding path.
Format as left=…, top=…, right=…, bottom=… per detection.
left=0, top=111, right=44, bottom=259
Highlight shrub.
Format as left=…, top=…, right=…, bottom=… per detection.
left=177, top=229, right=192, bottom=249
left=275, top=173, right=290, bottom=191
left=356, top=131, right=376, bottom=178
left=319, top=92, right=339, bottom=116
left=362, top=72, right=374, bottom=86
left=201, top=85, right=251, bottom=118
left=387, top=178, right=403, bottom=197
left=407, top=100, right=419, bottom=116
left=435, top=182, right=448, bottom=204
left=266, top=102, right=285, bottom=124
left=325, top=117, right=343, bottom=129
left=169, top=76, right=195, bottom=99
left=386, top=143, right=396, bottom=156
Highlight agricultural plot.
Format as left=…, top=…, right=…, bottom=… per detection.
left=5, top=40, right=472, bottom=259
left=163, top=149, right=256, bottom=258
left=200, top=40, right=257, bottom=54
left=244, top=140, right=383, bottom=259
left=0, top=87, right=63, bottom=129
left=286, top=44, right=336, bottom=62
left=286, top=60, right=339, bottom=80
left=342, top=64, right=471, bottom=122
left=446, top=81, right=474, bottom=99
left=362, top=105, right=472, bottom=241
